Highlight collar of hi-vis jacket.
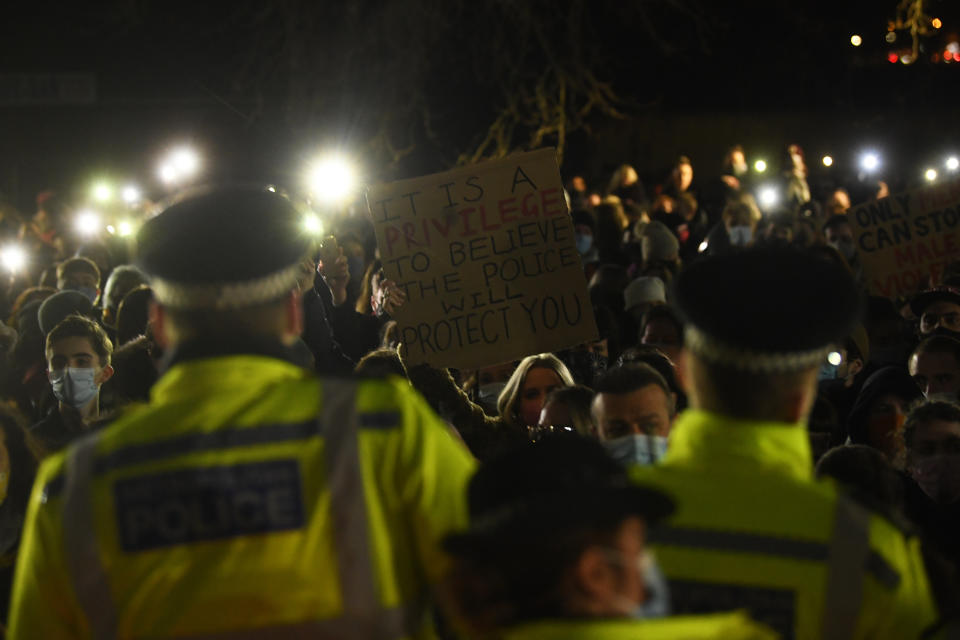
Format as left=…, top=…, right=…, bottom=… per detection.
left=663, top=409, right=813, bottom=482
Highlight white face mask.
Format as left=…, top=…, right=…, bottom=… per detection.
left=728, top=225, right=753, bottom=247
left=603, top=434, right=669, bottom=466
left=48, top=367, right=99, bottom=409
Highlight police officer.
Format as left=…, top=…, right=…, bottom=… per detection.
left=443, top=436, right=776, bottom=639
left=633, top=247, right=944, bottom=639
left=8, top=187, right=476, bottom=638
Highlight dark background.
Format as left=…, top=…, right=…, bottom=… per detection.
left=1, top=0, right=958, bottom=212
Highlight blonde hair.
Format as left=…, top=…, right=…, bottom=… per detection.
left=496, top=353, right=575, bottom=428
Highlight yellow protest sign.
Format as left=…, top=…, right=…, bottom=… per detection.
left=365, top=148, right=598, bottom=369
left=848, top=179, right=960, bottom=298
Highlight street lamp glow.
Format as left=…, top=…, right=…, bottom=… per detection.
left=947, top=157, right=959, bottom=171
left=754, top=159, right=767, bottom=173
left=758, top=186, right=778, bottom=208
left=92, top=182, right=113, bottom=203
left=822, top=155, right=834, bottom=167
left=117, top=220, right=134, bottom=237
left=307, top=155, right=357, bottom=203
left=303, top=213, right=323, bottom=235
left=0, top=245, right=26, bottom=273
left=75, top=210, right=101, bottom=236
left=121, top=185, right=141, bottom=204
left=860, top=152, right=880, bottom=172
left=925, top=168, right=938, bottom=182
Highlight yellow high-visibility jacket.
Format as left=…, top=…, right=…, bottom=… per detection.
left=499, top=611, right=778, bottom=640
left=8, top=354, right=476, bottom=639
left=632, top=410, right=941, bottom=640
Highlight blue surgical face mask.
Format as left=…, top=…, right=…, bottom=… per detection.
left=728, top=225, right=753, bottom=247
left=75, top=286, right=98, bottom=304
left=48, top=367, right=99, bottom=409
left=609, top=551, right=671, bottom=619
left=575, top=233, right=594, bottom=255
left=818, top=361, right=839, bottom=382
left=604, top=434, right=669, bottom=466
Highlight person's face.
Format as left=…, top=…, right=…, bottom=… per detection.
left=866, top=393, right=908, bottom=462
left=571, top=176, right=587, bottom=193
left=824, top=223, right=854, bottom=246
left=518, top=367, right=565, bottom=426
left=593, top=385, right=672, bottom=439
left=730, top=150, right=747, bottom=175
left=677, top=164, right=693, bottom=191
left=910, top=351, right=960, bottom=398
left=920, top=301, right=960, bottom=336
left=907, top=419, right=960, bottom=504
left=641, top=319, right=681, bottom=350
left=46, top=336, right=109, bottom=384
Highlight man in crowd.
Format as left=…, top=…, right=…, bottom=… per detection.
left=100, top=265, right=149, bottom=334
left=592, top=363, right=676, bottom=465
left=633, top=247, right=943, bottom=638
left=30, top=315, right=113, bottom=454
left=909, top=336, right=960, bottom=400
left=55, top=256, right=101, bottom=305
left=8, top=186, right=476, bottom=638
left=911, top=286, right=960, bottom=340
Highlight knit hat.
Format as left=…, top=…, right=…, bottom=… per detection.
left=624, top=277, right=666, bottom=312
left=641, top=221, right=679, bottom=263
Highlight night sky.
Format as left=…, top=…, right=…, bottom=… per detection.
left=1, top=0, right=958, bottom=212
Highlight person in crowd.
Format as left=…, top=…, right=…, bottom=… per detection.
left=624, top=276, right=666, bottom=327
left=536, top=385, right=595, bottom=437
left=8, top=186, right=476, bottom=638
left=617, top=344, right=688, bottom=413
left=55, top=256, right=100, bottom=304
left=823, top=214, right=860, bottom=275
left=817, top=326, right=870, bottom=427
left=5, top=286, right=55, bottom=326
left=847, top=366, right=922, bottom=468
left=783, top=143, right=811, bottom=211
left=3, top=301, right=51, bottom=422
left=606, top=164, right=647, bottom=208
left=911, top=286, right=960, bottom=341
left=74, top=241, right=113, bottom=285
left=566, top=175, right=590, bottom=211
left=115, top=285, right=153, bottom=346
left=593, top=363, right=676, bottom=466
left=632, top=246, right=942, bottom=638
left=0, top=407, right=39, bottom=627
left=443, top=436, right=775, bottom=639
left=100, top=265, right=149, bottom=333
left=702, top=197, right=758, bottom=255
left=103, top=335, right=158, bottom=404
left=902, top=401, right=960, bottom=570
left=594, top=198, right=630, bottom=265
left=909, top=336, right=960, bottom=400
left=572, top=210, right=600, bottom=279
left=663, top=156, right=695, bottom=200
left=825, top=188, right=852, bottom=215
left=30, top=314, right=114, bottom=454
left=37, top=289, right=96, bottom=337
left=639, top=220, right=680, bottom=278
left=866, top=295, right=916, bottom=368
left=354, top=346, right=407, bottom=379
left=639, top=305, right=684, bottom=363
left=815, top=444, right=908, bottom=528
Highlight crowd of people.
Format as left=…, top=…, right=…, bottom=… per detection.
left=0, top=143, right=957, bottom=638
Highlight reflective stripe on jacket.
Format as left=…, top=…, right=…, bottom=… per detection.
left=8, top=355, right=476, bottom=639
left=632, top=409, right=939, bottom=640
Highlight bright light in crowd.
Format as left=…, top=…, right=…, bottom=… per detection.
left=307, top=155, right=357, bottom=203
left=106, top=225, right=116, bottom=235
left=860, top=152, right=880, bottom=172
left=117, top=220, right=134, bottom=237
left=698, top=241, right=709, bottom=254
left=121, top=185, right=141, bottom=204
left=75, top=210, right=101, bottom=236
left=0, top=245, right=26, bottom=273
left=827, top=351, right=843, bottom=366
left=758, top=186, right=778, bottom=208
left=266, top=185, right=277, bottom=193
left=302, top=213, right=323, bottom=235
left=158, top=146, right=201, bottom=185
left=92, top=182, right=113, bottom=203
left=933, top=18, right=943, bottom=29
left=822, top=155, right=834, bottom=167
left=925, top=168, right=938, bottom=182
left=850, top=35, right=863, bottom=47
left=159, top=164, right=177, bottom=184
left=754, top=159, right=767, bottom=173
left=947, top=157, right=959, bottom=171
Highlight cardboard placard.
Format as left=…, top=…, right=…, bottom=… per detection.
left=848, top=179, right=960, bottom=298
left=365, top=148, right=598, bottom=370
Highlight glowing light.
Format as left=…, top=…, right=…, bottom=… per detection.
left=947, top=157, right=959, bottom=171
left=925, top=168, right=938, bottom=182
left=121, top=185, right=141, bottom=204
left=758, top=186, right=778, bottom=209
left=0, top=245, right=26, bottom=273
left=266, top=185, right=277, bottom=193
left=933, top=18, right=942, bottom=29
left=860, top=152, right=880, bottom=172
left=754, top=159, right=767, bottom=173
left=302, top=213, right=323, bottom=235
left=306, top=155, right=358, bottom=204
left=850, top=35, right=862, bottom=47
left=117, top=220, right=134, bottom=237
left=888, top=52, right=899, bottom=63
left=159, top=164, right=177, bottom=183
left=158, top=146, right=201, bottom=185
left=885, top=32, right=896, bottom=43
left=948, top=42, right=959, bottom=54
left=698, top=241, right=709, bottom=254
left=827, top=351, right=843, bottom=367
left=901, top=54, right=913, bottom=65
left=75, top=210, right=101, bottom=236
left=92, top=182, right=113, bottom=203
left=106, top=225, right=116, bottom=235
left=822, top=155, right=834, bottom=167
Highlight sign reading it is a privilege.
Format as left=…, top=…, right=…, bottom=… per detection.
left=365, top=148, right=598, bottom=370
left=848, top=179, right=960, bottom=298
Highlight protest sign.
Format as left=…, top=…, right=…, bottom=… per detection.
left=365, top=148, right=598, bottom=370
left=847, top=179, right=960, bottom=299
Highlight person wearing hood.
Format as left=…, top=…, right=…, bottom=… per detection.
left=911, top=286, right=960, bottom=341
left=846, top=366, right=922, bottom=469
